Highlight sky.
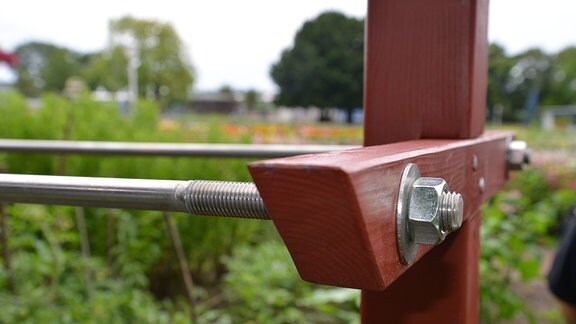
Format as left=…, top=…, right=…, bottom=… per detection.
left=1, top=0, right=576, bottom=93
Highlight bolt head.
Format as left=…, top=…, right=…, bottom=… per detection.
left=508, top=141, right=531, bottom=170
left=408, top=177, right=448, bottom=245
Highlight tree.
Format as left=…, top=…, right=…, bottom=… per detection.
left=82, top=47, right=127, bottom=93
left=14, top=42, right=82, bottom=97
left=218, top=85, right=235, bottom=97
left=546, top=47, right=576, bottom=105
left=86, top=16, right=194, bottom=106
left=507, top=49, right=553, bottom=123
left=244, top=89, right=260, bottom=113
left=486, top=44, right=576, bottom=124
left=270, top=11, right=364, bottom=123
left=487, top=44, right=514, bottom=122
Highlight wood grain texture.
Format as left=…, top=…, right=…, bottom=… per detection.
left=249, top=132, right=511, bottom=290
left=363, top=0, right=489, bottom=145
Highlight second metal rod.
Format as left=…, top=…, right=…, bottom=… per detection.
left=0, top=174, right=269, bottom=220
left=0, top=139, right=358, bottom=159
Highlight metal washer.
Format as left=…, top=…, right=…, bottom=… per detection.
left=396, top=163, right=420, bottom=265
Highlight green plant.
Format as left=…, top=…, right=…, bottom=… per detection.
left=0, top=203, right=191, bottom=323
left=0, top=92, right=272, bottom=321
left=480, top=168, right=576, bottom=322
left=3, top=91, right=575, bottom=322
left=206, top=238, right=359, bottom=323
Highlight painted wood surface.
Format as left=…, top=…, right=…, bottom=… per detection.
left=363, top=0, right=489, bottom=145
left=249, top=132, right=511, bottom=291
left=360, top=0, right=491, bottom=321
left=361, top=213, right=481, bottom=323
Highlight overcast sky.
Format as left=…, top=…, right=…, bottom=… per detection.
left=1, top=0, right=576, bottom=92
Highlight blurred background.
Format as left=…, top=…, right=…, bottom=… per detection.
left=0, top=0, right=574, bottom=322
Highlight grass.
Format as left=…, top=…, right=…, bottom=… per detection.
left=488, top=123, right=576, bottom=151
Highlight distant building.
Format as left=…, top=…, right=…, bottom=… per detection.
left=185, top=92, right=241, bottom=114
left=90, top=89, right=243, bottom=115
left=540, top=106, right=576, bottom=129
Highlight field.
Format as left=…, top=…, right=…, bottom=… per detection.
left=0, top=92, right=574, bottom=323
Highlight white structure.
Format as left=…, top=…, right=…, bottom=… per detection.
left=540, top=106, right=576, bottom=130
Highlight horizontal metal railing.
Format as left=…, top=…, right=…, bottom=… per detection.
left=0, top=139, right=528, bottom=218
left=0, top=139, right=360, bottom=217
left=0, top=139, right=358, bottom=158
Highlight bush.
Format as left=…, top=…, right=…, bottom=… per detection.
left=204, top=239, right=359, bottom=323
left=480, top=167, right=576, bottom=322
left=0, top=92, right=270, bottom=321
left=0, top=204, right=191, bottom=322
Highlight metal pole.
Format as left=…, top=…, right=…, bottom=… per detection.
left=0, top=139, right=358, bottom=159
left=0, top=174, right=269, bottom=220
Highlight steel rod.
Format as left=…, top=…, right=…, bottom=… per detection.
left=0, top=174, right=270, bottom=219
left=0, top=139, right=358, bottom=158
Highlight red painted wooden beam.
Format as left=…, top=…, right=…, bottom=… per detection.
left=249, top=131, right=511, bottom=291
left=361, top=213, right=481, bottom=323
left=360, top=0, right=491, bottom=321
left=364, top=0, right=489, bottom=145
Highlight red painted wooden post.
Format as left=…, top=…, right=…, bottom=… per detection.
left=250, top=0, right=497, bottom=322
left=361, top=0, right=489, bottom=322
left=361, top=214, right=481, bottom=322
left=364, top=0, right=489, bottom=145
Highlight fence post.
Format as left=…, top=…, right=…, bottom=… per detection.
left=361, top=0, right=489, bottom=322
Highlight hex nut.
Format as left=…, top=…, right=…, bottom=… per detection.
left=508, top=141, right=531, bottom=170
left=408, top=177, right=449, bottom=245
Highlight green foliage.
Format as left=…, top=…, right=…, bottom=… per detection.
left=487, top=45, right=554, bottom=123
left=13, top=17, right=194, bottom=108
left=14, top=42, right=84, bottom=97
left=243, top=89, right=261, bottom=113
left=205, top=239, right=359, bottom=323
left=0, top=92, right=269, bottom=321
left=103, top=16, right=195, bottom=106
left=491, top=125, right=576, bottom=152
left=480, top=166, right=576, bottom=322
left=0, top=92, right=361, bottom=322
left=487, top=44, right=516, bottom=121
left=487, top=44, right=576, bottom=123
left=271, top=11, right=363, bottom=120
left=546, top=47, right=576, bottom=106
left=2, top=91, right=574, bottom=322
left=0, top=203, right=190, bottom=323
left=82, top=47, right=128, bottom=92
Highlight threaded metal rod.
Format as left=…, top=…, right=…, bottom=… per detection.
left=439, top=192, right=463, bottom=232
left=184, top=181, right=269, bottom=219
left=0, top=174, right=269, bottom=220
